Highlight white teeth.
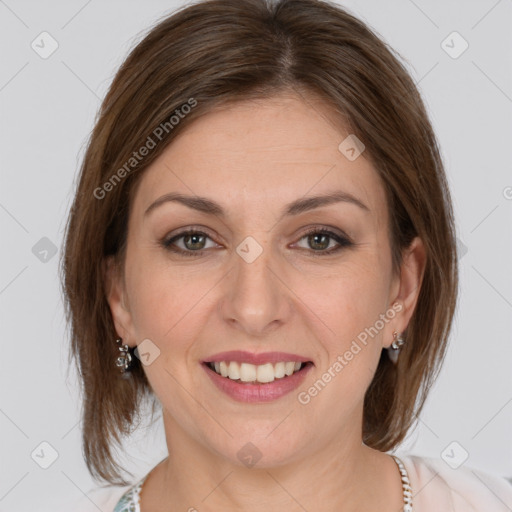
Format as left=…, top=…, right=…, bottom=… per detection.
left=209, top=360, right=305, bottom=383
left=240, top=363, right=257, bottom=382
left=257, top=363, right=275, bottom=383
left=228, top=361, right=240, bottom=380
left=284, top=362, right=295, bottom=376
left=274, top=362, right=285, bottom=378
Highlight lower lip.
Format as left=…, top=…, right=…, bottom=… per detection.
left=202, top=362, right=313, bottom=403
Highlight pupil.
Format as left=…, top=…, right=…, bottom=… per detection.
left=310, top=233, right=328, bottom=250
left=186, top=234, right=205, bottom=250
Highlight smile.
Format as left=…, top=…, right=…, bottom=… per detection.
left=207, top=360, right=307, bottom=383
left=202, top=352, right=314, bottom=402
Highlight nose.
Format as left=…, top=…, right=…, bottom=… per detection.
left=220, top=236, right=292, bottom=337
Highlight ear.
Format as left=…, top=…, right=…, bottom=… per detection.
left=384, top=236, right=426, bottom=348
left=104, top=256, right=137, bottom=348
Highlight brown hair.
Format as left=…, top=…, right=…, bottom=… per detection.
left=61, top=0, right=458, bottom=486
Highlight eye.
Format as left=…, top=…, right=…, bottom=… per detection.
left=293, top=227, right=353, bottom=256
left=162, top=229, right=217, bottom=257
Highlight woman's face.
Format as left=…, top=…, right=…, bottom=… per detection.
left=107, top=92, right=424, bottom=467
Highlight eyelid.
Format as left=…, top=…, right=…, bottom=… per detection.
left=163, top=225, right=220, bottom=242
left=297, top=224, right=351, bottom=241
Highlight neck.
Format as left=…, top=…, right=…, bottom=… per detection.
left=139, top=411, right=404, bottom=512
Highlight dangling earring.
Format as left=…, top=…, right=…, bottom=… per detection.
left=387, top=331, right=405, bottom=364
left=115, top=337, right=134, bottom=376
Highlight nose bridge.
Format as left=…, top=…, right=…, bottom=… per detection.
left=222, top=232, right=289, bottom=335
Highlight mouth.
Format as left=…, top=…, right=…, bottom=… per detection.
left=203, top=360, right=313, bottom=384
left=201, top=351, right=314, bottom=403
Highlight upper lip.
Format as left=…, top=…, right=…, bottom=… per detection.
left=203, top=350, right=312, bottom=365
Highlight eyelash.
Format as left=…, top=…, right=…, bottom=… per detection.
left=161, top=226, right=353, bottom=258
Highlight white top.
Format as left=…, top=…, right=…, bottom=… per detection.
left=58, top=454, right=512, bottom=511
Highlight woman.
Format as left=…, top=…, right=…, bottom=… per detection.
left=60, top=0, right=512, bottom=510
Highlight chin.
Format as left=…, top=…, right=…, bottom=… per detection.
left=205, top=427, right=311, bottom=470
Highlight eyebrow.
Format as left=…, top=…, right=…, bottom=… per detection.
left=144, top=190, right=370, bottom=219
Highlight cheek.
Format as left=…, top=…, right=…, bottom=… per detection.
left=125, top=248, right=205, bottom=339
left=124, top=254, right=221, bottom=393
left=296, top=256, right=388, bottom=337
left=296, top=259, right=389, bottom=390
left=297, top=286, right=386, bottom=425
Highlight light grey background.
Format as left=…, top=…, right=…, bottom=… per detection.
left=1, top=0, right=511, bottom=510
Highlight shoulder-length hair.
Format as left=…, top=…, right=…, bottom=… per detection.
left=61, top=0, right=458, bottom=486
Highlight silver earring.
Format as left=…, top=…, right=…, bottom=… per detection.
left=115, top=337, right=134, bottom=375
left=387, top=331, right=405, bottom=364
left=391, top=331, right=405, bottom=350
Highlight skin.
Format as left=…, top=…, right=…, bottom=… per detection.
left=106, top=91, right=426, bottom=511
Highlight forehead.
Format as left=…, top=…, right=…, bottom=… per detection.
left=131, top=93, right=388, bottom=226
